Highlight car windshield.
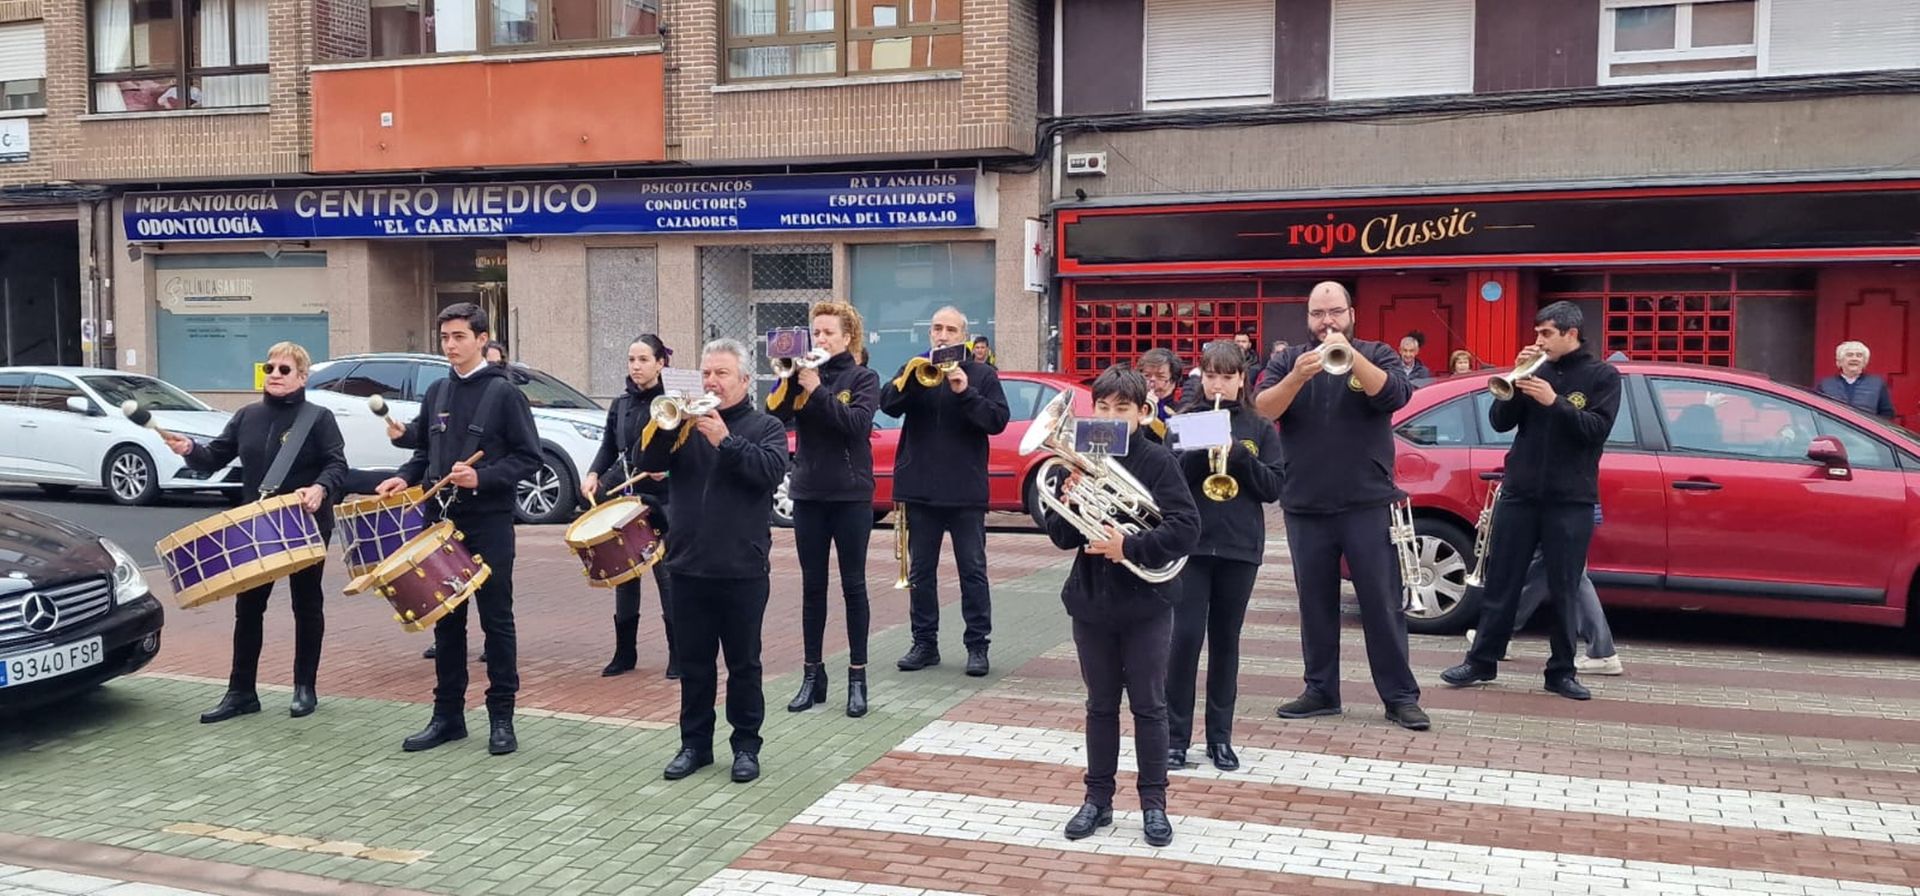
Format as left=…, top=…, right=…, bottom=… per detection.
left=82, top=375, right=210, bottom=411
left=517, top=367, right=601, bottom=410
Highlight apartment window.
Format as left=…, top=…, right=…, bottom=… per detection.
left=353, top=0, right=657, bottom=59
left=1330, top=0, right=1474, bottom=100
left=1601, top=0, right=1762, bottom=83
left=0, top=23, right=46, bottom=112
left=90, top=0, right=269, bottom=112
left=723, top=0, right=962, bottom=81
left=1142, top=0, right=1274, bottom=108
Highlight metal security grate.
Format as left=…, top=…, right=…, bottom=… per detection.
left=699, top=244, right=833, bottom=388
left=1603, top=293, right=1736, bottom=366
left=1068, top=299, right=1264, bottom=378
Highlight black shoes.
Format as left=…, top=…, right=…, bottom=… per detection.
left=603, top=616, right=638, bottom=677
left=787, top=663, right=827, bottom=712
left=1205, top=743, right=1240, bottom=771
left=965, top=647, right=990, bottom=677
left=1441, top=661, right=1498, bottom=687
left=1062, top=803, right=1111, bottom=840
left=1386, top=703, right=1432, bottom=731
left=1545, top=676, right=1592, bottom=701
left=199, top=692, right=260, bottom=724
left=1275, top=692, right=1342, bottom=719
left=846, top=667, right=868, bottom=718
left=288, top=685, right=317, bottom=719
left=731, top=751, right=761, bottom=783
left=488, top=716, right=517, bottom=755
left=896, top=643, right=940, bottom=671
left=663, top=748, right=714, bottom=780
left=402, top=715, right=468, bottom=752
left=1167, top=748, right=1188, bottom=770
left=665, top=649, right=681, bottom=681
left=1142, top=809, right=1174, bottom=847
left=421, top=644, right=437, bottom=660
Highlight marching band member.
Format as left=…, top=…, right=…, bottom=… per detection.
left=1253, top=281, right=1430, bottom=731
left=880, top=307, right=1010, bottom=677
left=581, top=334, right=678, bottom=680
left=1443, top=302, right=1621, bottom=700
left=377, top=303, right=542, bottom=756
left=1045, top=366, right=1200, bottom=848
left=769, top=303, right=880, bottom=717
left=166, top=341, right=347, bottom=723
left=1135, top=348, right=1190, bottom=443
left=637, top=339, right=788, bottom=784
left=1164, top=341, right=1284, bottom=772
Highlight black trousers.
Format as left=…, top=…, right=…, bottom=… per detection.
left=1466, top=498, right=1596, bottom=680
left=1283, top=505, right=1421, bottom=706
left=1073, top=609, right=1173, bottom=812
left=671, top=573, right=770, bottom=755
left=229, top=560, right=326, bottom=694
left=613, top=563, right=675, bottom=638
left=793, top=499, right=872, bottom=666
left=904, top=503, right=991, bottom=650
left=1166, top=557, right=1258, bottom=751
left=431, top=511, right=519, bottom=717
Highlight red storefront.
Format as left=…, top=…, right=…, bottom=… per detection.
left=1054, top=180, right=1920, bottom=426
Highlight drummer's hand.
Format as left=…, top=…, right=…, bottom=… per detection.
left=581, top=472, right=600, bottom=501
left=163, top=432, right=193, bottom=456
left=449, top=462, right=480, bottom=489
left=375, top=476, right=408, bottom=496
left=385, top=417, right=406, bottom=440
left=295, top=484, right=326, bottom=512
left=695, top=411, right=728, bottom=447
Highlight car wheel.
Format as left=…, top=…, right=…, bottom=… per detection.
left=771, top=470, right=795, bottom=528
left=514, top=453, right=576, bottom=525
left=1026, top=465, right=1064, bottom=531
left=104, top=446, right=161, bottom=506
left=1403, top=517, right=1477, bottom=635
left=36, top=483, right=77, bottom=497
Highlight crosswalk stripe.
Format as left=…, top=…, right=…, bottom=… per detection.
left=689, top=868, right=986, bottom=896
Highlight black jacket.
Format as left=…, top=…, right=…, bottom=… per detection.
left=1257, top=339, right=1413, bottom=514
left=184, top=389, right=348, bottom=535
left=1044, top=430, right=1201, bottom=624
left=635, top=397, right=788, bottom=579
left=1490, top=349, right=1621, bottom=504
left=769, top=351, right=879, bottom=502
left=395, top=362, right=542, bottom=518
left=589, top=378, right=670, bottom=519
left=1174, top=401, right=1285, bottom=565
left=878, top=356, right=1010, bottom=508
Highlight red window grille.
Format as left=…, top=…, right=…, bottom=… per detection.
left=1538, top=271, right=1816, bottom=368
left=1062, top=279, right=1310, bottom=378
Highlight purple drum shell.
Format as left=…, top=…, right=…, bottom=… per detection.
left=343, top=502, right=427, bottom=571
left=166, top=501, right=322, bottom=591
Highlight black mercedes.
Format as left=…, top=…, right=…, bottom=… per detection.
left=0, top=502, right=164, bottom=712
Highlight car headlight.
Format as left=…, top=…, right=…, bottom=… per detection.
left=101, top=538, right=146, bottom=604
left=571, top=421, right=605, bottom=441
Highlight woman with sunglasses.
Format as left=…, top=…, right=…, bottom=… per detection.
left=164, top=342, right=348, bottom=722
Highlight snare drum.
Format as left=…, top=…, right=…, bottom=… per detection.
left=155, top=493, right=327, bottom=609
left=347, top=521, right=490, bottom=633
left=334, top=487, right=427, bottom=577
left=563, top=497, right=664, bottom=588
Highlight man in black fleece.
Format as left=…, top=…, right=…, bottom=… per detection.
left=1443, top=302, right=1621, bottom=701
left=1044, top=365, right=1200, bottom=848
left=880, top=306, right=1010, bottom=677
left=638, top=338, right=789, bottom=785
left=1254, top=281, right=1429, bottom=731
left=377, top=303, right=541, bottom=756
left=167, top=341, right=347, bottom=723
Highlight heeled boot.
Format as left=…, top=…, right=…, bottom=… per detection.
left=846, top=667, right=868, bottom=718
left=786, top=663, right=827, bottom=712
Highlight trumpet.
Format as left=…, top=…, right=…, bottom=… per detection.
left=772, top=348, right=831, bottom=379
left=893, top=502, right=910, bottom=590
left=1489, top=352, right=1550, bottom=401
left=1390, top=497, right=1421, bottom=611
left=649, top=392, right=720, bottom=430
left=1319, top=340, right=1355, bottom=376
left=1200, top=394, right=1239, bottom=502
left=1021, top=392, right=1186, bottom=583
left=1463, top=481, right=1501, bottom=588
left=906, top=353, right=960, bottom=388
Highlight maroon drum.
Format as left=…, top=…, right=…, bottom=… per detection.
left=563, top=497, right=665, bottom=588
left=346, top=521, right=490, bottom=633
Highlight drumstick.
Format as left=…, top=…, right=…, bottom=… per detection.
left=368, top=395, right=389, bottom=417
left=418, top=451, right=484, bottom=504
left=599, top=469, right=665, bottom=502
left=121, top=400, right=179, bottom=442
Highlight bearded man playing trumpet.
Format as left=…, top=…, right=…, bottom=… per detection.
left=880, top=306, right=1011, bottom=677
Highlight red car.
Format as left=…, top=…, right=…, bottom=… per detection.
left=774, top=371, right=1095, bottom=527
left=1394, top=361, right=1920, bottom=634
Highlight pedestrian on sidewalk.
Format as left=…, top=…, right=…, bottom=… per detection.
left=580, top=334, right=678, bottom=680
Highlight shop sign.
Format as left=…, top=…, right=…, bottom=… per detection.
left=0, top=119, right=27, bottom=163
left=124, top=170, right=979, bottom=241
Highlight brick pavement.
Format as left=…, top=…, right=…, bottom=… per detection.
left=2, top=518, right=1918, bottom=895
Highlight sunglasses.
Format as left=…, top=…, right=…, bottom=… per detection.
left=261, top=363, right=298, bottom=376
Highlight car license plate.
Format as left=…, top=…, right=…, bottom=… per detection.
left=0, top=637, right=104, bottom=688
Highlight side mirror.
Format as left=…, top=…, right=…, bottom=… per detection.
left=65, top=396, right=97, bottom=416
left=1807, top=435, right=1850, bottom=480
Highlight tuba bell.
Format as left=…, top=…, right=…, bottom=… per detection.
left=1020, top=392, right=1187, bottom=583
left=1489, top=352, right=1550, bottom=401
left=650, top=392, right=720, bottom=431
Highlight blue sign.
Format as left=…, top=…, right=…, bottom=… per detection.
left=124, top=170, right=979, bottom=241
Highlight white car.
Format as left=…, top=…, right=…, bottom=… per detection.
left=0, top=367, right=241, bottom=505
left=305, top=354, right=606, bottom=524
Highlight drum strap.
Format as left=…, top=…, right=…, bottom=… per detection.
left=259, top=402, right=323, bottom=498
left=426, top=376, right=512, bottom=482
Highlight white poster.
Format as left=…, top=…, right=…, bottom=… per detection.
left=0, top=119, right=27, bottom=163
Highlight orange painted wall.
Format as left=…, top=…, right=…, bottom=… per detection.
left=312, top=54, right=667, bottom=173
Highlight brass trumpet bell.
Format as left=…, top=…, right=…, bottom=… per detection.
left=1489, top=353, right=1550, bottom=401
left=773, top=348, right=832, bottom=379
left=650, top=392, right=720, bottom=430
left=1320, top=341, right=1355, bottom=376
left=1199, top=394, right=1240, bottom=502
left=910, top=356, right=950, bottom=388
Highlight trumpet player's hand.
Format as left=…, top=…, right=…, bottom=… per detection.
left=375, top=476, right=408, bottom=496
left=1514, top=345, right=1543, bottom=368
left=1288, top=348, right=1324, bottom=381
left=449, top=462, right=480, bottom=489
left=385, top=416, right=406, bottom=440
left=580, top=472, right=600, bottom=501
left=695, top=411, right=729, bottom=447
left=1085, top=523, right=1127, bottom=563
left=1516, top=376, right=1556, bottom=407
left=797, top=366, right=822, bottom=394
left=947, top=365, right=969, bottom=394
left=295, top=484, right=326, bottom=513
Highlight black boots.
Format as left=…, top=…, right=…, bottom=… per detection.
left=199, top=691, right=260, bottom=724
left=603, top=616, right=638, bottom=677
left=402, top=715, right=468, bottom=752
left=289, top=685, right=317, bottom=719
left=846, top=667, right=868, bottom=718
left=488, top=715, right=518, bottom=755
left=788, top=663, right=827, bottom=712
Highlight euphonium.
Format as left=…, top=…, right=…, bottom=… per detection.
left=772, top=348, right=831, bottom=379
left=893, top=502, right=910, bottom=590
left=1019, top=392, right=1186, bottom=583
left=1463, top=481, right=1501, bottom=588
left=650, top=392, right=720, bottom=431
left=1489, top=352, right=1550, bottom=401
left=1319, top=340, right=1355, bottom=376
left=1200, top=394, right=1240, bottom=502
